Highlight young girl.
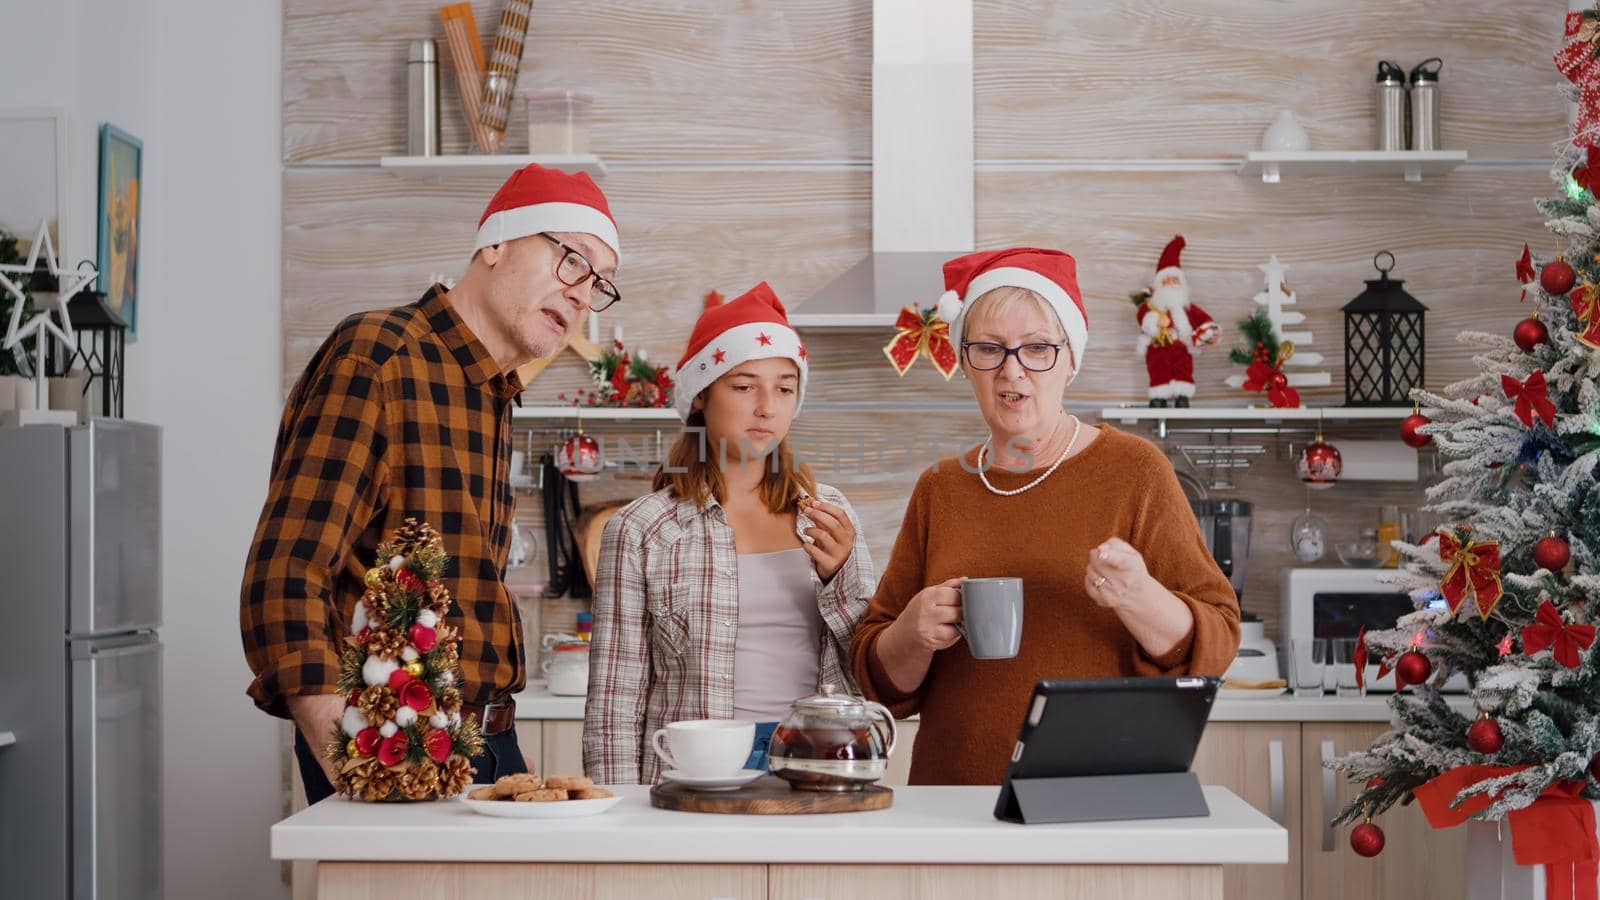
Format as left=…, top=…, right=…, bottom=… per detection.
left=582, top=282, right=876, bottom=784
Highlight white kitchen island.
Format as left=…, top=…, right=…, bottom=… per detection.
left=274, top=783, right=1286, bottom=899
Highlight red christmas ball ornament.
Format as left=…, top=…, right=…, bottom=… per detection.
left=387, top=667, right=414, bottom=691
left=354, top=727, right=382, bottom=757
left=1400, top=412, right=1432, bottom=449
left=1534, top=532, right=1572, bottom=572
left=1297, top=437, right=1343, bottom=491
left=1541, top=258, right=1576, bottom=296
left=1467, top=716, right=1505, bottom=754
left=1395, top=651, right=1432, bottom=687
left=377, top=732, right=410, bottom=768
left=424, top=727, right=453, bottom=764
left=409, top=623, right=438, bottom=653
left=400, top=678, right=434, bottom=712
left=1350, top=821, right=1386, bottom=857
left=556, top=431, right=603, bottom=482
left=1514, top=316, right=1550, bottom=352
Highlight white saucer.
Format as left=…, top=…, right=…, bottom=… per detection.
left=661, top=768, right=765, bottom=791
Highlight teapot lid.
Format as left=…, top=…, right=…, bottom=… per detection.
left=791, top=683, right=863, bottom=711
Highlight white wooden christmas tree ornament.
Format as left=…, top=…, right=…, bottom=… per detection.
left=1225, top=255, right=1333, bottom=392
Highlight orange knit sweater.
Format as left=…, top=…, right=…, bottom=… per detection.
left=850, top=425, right=1240, bottom=785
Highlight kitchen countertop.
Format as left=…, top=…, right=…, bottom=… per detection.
left=513, top=683, right=1476, bottom=724
left=272, top=784, right=1285, bottom=866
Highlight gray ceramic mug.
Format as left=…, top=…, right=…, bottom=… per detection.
left=957, top=577, right=1023, bottom=659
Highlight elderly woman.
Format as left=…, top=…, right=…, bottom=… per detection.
left=849, top=248, right=1239, bottom=785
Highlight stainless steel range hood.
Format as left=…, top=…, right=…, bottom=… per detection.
left=789, top=0, right=973, bottom=329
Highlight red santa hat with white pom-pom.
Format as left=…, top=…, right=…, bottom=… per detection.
left=673, top=282, right=808, bottom=422
left=934, top=247, right=1087, bottom=376
left=473, top=163, right=620, bottom=260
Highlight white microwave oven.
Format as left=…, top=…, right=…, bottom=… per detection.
left=1280, top=567, right=1467, bottom=693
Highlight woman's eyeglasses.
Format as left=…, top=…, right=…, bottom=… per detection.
left=961, top=341, right=1064, bottom=372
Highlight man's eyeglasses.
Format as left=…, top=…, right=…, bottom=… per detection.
left=541, top=234, right=621, bottom=313
left=961, top=341, right=1064, bottom=372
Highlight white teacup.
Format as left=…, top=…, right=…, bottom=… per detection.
left=650, top=719, right=755, bottom=778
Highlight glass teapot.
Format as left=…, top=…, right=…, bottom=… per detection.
left=767, top=683, right=897, bottom=792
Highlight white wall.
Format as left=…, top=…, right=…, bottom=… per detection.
left=1, top=0, right=286, bottom=897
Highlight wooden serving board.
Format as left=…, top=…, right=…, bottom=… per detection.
left=649, top=775, right=892, bottom=814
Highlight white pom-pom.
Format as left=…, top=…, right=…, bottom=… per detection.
left=362, top=655, right=400, bottom=687
left=935, top=290, right=961, bottom=326
left=438, top=670, right=454, bottom=686
left=401, top=646, right=420, bottom=662
left=350, top=603, right=368, bottom=634
left=416, top=609, right=439, bottom=628
left=430, top=712, right=450, bottom=729
left=388, top=555, right=405, bottom=571
left=341, top=706, right=367, bottom=738
left=394, top=706, right=418, bottom=728
left=379, top=721, right=399, bottom=738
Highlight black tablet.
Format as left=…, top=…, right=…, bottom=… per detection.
left=994, top=676, right=1221, bottom=824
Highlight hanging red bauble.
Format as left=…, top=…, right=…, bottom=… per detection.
left=1297, top=437, right=1343, bottom=491
left=1514, top=316, right=1550, bottom=352
left=1350, top=822, right=1386, bottom=857
left=1534, top=532, right=1572, bottom=572
left=556, top=431, right=604, bottom=482
left=1467, top=716, right=1504, bottom=754
left=1541, top=258, right=1576, bottom=296
left=1400, top=412, right=1431, bottom=449
left=1395, top=650, right=1432, bottom=687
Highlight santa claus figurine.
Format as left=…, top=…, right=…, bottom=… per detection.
left=1134, top=235, right=1219, bottom=407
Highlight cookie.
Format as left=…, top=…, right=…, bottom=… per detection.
left=494, top=773, right=541, bottom=798
left=468, top=786, right=500, bottom=801
left=542, top=775, right=594, bottom=791
left=570, top=787, right=614, bottom=800
left=514, top=788, right=569, bottom=802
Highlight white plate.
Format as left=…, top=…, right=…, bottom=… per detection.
left=460, top=792, right=623, bottom=819
left=660, top=768, right=765, bottom=791
left=1218, top=686, right=1288, bottom=700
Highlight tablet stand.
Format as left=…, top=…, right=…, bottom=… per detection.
left=1000, top=771, right=1210, bottom=825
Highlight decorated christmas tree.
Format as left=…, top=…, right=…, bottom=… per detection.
left=1327, top=9, right=1600, bottom=868
left=325, top=519, right=484, bottom=801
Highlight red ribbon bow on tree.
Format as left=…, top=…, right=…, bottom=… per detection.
left=1501, top=370, right=1557, bottom=428
left=1438, top=529, right=1504, bottom=620
left=1516, top=244, right=1536, bottom=301
left=1572, top=284, right=1600, bottom=349
left=1242, top=359, right=1301, bottom=408
left=1521, top=600, right=1597, bottom=669
left=883, top=306, right=958, bottom=380
left=1577, top=146, right=1600, bottom=197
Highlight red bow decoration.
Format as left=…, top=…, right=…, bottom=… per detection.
left=1522, top=600, right=1597, bottom=669
left=1242, top=359, right=1301, bottom=408
left=883, top=306, right=958, bottom=380
left=1558, top=10, right=1600, bottom=146
left=1353, top=626, right=1368, bottom=689
left=1577, top=146, right=1600, bottom=196
left=1501, top=370, right=1557, bottom=428
left=1516, top=244, right=1536, bottom=301
left=1438, top=529, right=1504, bottom=620
left=1572, top=284, right=1600, bottom=349
left=1415, top=765, right=1599, bottom=900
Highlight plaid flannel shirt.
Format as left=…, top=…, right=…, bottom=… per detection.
left=582, top=484, right=877, bottom=784
left=241, top=286, right=525, bottom=718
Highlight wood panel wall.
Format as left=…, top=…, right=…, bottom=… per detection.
left=283, top=0, right=1570, bottom=652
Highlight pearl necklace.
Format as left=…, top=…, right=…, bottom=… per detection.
left=977, top=413, right=1082, bottom=497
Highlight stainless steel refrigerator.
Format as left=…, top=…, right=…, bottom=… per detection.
left=0, top=419, right=162, bottom=899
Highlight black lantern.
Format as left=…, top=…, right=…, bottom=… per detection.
left=1343, top=251, right=1427, bottom=407
left=64, top=286, right=125, bottom=418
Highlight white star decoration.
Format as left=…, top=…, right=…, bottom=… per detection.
left=0, top=220, right=91, bottom=355
left=1257, top=255, right=1290, bottom=292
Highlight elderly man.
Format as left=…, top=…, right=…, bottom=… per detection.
left=241, top=164, right=621, bottom=803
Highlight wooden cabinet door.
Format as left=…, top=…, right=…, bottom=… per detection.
left=1191, top=722, right=1301, bottom=900
left=1301, top=723, right=1465, bottom=900
left=882, top=720, right=919, bottom=787
left=542, top=719, right=585, bottom=778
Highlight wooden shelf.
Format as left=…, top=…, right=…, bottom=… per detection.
left=379, top=154, right=607, bottom=178
left=1099, top=406, right=1414, bottom=425
left=1238, top=150, right=1468, bottom=183
left=513, top=406, right=676, bottom=421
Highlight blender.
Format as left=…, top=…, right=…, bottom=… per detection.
left=1190, top=500, right=1277, bottom=684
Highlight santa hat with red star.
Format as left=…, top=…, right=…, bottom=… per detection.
left=673, top=282, right=808, bottom=421
left=473, top=163, right=620, bottom=259
left=934, top=247, right=1087, bottom=371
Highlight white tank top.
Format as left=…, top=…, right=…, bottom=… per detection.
left=732, top=548, right=823, bottom=722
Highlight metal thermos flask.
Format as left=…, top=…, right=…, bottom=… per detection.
left=1375, top=60, right=1408, bottom=151
left=1409, top=58, right=1442, bottom=151
left=407, top=39, right=440, bottom=157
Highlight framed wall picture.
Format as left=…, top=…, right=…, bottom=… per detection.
left=97, top=124, right=142, bottom=338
